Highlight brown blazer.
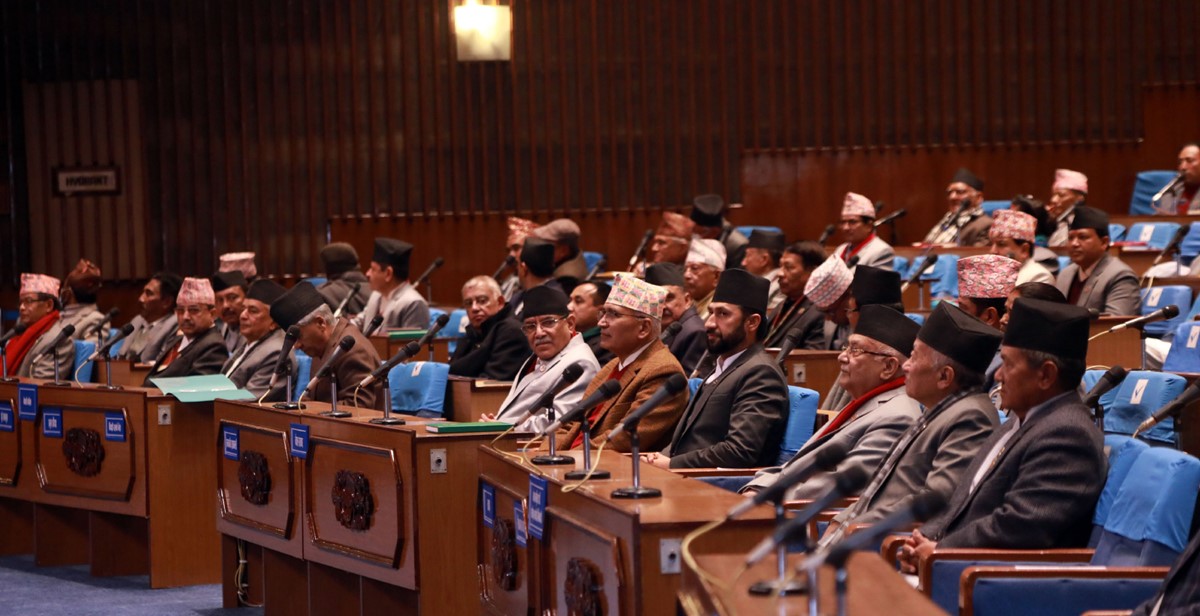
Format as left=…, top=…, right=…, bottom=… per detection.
left=306, top=318, right=384, bottom=409
left=557, top=338, right=688, bottom=453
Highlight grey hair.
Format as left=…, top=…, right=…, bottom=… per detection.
left=927, top=346, right=986, bottom=391
left=298, top=303, right=334, bottom=327
left=462, top=275, right=502, bottom=298
left=1021, top=348, right=1086, bottom=391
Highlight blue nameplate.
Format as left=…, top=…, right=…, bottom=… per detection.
left=17, top=384, right=37, bottom=421
left=223, top=426, right=240, bottom=460
left=514, top=501, right=527, bottom=547
left=528, top=474, right=548, bottom=540
left=104, top=412, right=126, bottom=442
left=289, top=423, right=309, bottom=458
left=482, top=483, right=495, bottom=528
left=42, top=407, right=62, bottom=438
left=0, top=402, right=13, bottom=432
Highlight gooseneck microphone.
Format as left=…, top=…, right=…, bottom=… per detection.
left=817, top=224, right=837, bottom=244
left=362, top=315, right=385, bottom=337
left=744, top=467, right=868, bottom=565
left=541, top=380, right=623, bottom=435
left=1082, top=365, right=1128, bottom=408
left=1135, top=381, right=1200, bottom=438
left=506, top=362, right=586, bottom=428
left=605, top=374, right=688, bottom=441
left=727, top=441, right=849, bottom=519
left=91, top=323, right=136, bottom=361
left=268, top=326, right=301, bottom=390
left=304, top=335, right=356, bottom=392
left=1108, top=305, right=1180, bottom=333
left=358, top=341, right=422, bottom=389
left=627, top=229, right=654, bottom=270
left=873, top=208, right=907, bottom=228
left=414, top=257, right=445, bottom=287
left=29, top=324, right=76, bottom=365
left=493, top=255, right=517, bottom=280
left=900, top=253, right=939, bottom=292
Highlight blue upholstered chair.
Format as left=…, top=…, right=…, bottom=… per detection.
left=583, top=251, right=606, bottom=274
left=892, top=256, right=909, bottom=279
left=301, top=277, right=327, bottom=288
left=909, top=254, right=959, bottom=299
left=438, top=308, right=469, bottom=354
left=1109, top=223, right=1128, bottom=242
left=778, top=386, right=818, bottom=464
left=1106, top=370, right=1185, bottom=445
left=1163, top=321, right=1200, bottom=373
left=735, top=225, right=783, bottom=239
left=1082, top=369, right=1122, bottom=414
left=1126, top=222, right=1182, bottom=250
left=1139, top=286, right=1191, bottom=337
left=73, top=340, right=96, bottom=382
left=389, top=361, right=450, bottom=418
left=905, top=313, right=925, bottom=326
left=980, top=200, right=1009, bottom=216
left=687, top=377, right=702, bottom=398
left=1178, top=222, right=1200, bottom=265
left=1128, top=170, right=1180, bottom=215
left=291, top=350, right=312, bottom=402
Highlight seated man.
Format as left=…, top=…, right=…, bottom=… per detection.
left=508, top=237, right=564, bottom=319
left=222, top=279, right=289, bottom=398
left=450, top=275, right=531, bottom=380
left=647, top=212, right=694, bottom=266
left=59, top=259, right=106, bottom=343
left=1054, top=206, right=1141, bottom=316
left=1047, top=168, right=1088, bottom=247
left=1130, top=526, right=1200, bottom=614
left=646, top=263, right=706, bottom=376
left=569, top=280, right=614, bottom=366
left=900, top=298, right=1106, bottom=571
left=824, top=264, right=906, bottom=412
left=533, top=218, right=588, bottom=294
left=211, top=270, right=248, bottom=354
left=316, top=242, right=372, bottom=316
left=691, top=194, right=748, bottom=270
left=923, top=168, right=992, bottom=246
left=804, top=256, right=855, bottom=351
left=763, top=241, right=828, bottom=349
left=488, top=286, right=600, bottom=432
left=500, top=216, right=539, bottom=300
left=271, top=282, right=382, bottom=408
left=5, top=273, right=75, bottom=378
left=742, top=305, right=921, bottom=498
left=740, top=229, right=787, bottom=312
left=1157, top=141, right=1199, bottom=215
left=957, top=254, right=1020, bottom=330
left=833, top=192, right=895, bottom=269
left=645, top=269, right=789, bottom=469
left=144, top=277, right=229, bottom=383
left=820, top=303, right=1001, bottom=547
left=356, top=237, right=430, bottom=330
left=557, top=274, right=688, bottom=454
left=988, top=209, right=1055, bottom=285
left=121, top=272, right=182, bottom=364
left=684, top=239, right=725, bottom=319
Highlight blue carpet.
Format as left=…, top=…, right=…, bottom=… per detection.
left=0, top=555, right=263, bottom=615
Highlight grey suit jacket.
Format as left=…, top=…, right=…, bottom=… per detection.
left=763, top=297, right=825, bottom=350
left=743, top=386, right=920, bottom=499
left=356, top=282, right=431, bottom=330
left=222, top=328, right=287, bottom=397
left=17, top=320, right=77, bottom=379
left=921, top=392, right=1106, bottom=550
left=494, top=334, right=600, bottom=432
left=1055, top=254, right=1142, bottom=316
left=666, top=344, right=789, bottom=468
left=830, top=391, right=998, bottom=528
left=834, top=236, right=896, bottom=271
left=317, top=272, right=372, bottom=316
left=60, top=304, right=106, bottom=344
left=121, top=313, right=178, bottom=364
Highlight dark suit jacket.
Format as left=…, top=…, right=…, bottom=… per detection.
left=221, top=328, right=286, bottom=397
left=1133, top=529, right=1200, bottom=615
left=921, top=392, right=1106, bottom=550
left=144, top=326, right=230, bottom=385
left=557, top=339, right=688, bottom=453
left=449, top=303, right=531, bottom=380
left=317, top=272, right=372, bottom=316
left=763, top=297, right=825, bottom=349
left=666, top=306, right=707, bottom=376
left=666, top=344, right=789, bottom=468
left=305, top=318, right=383, bottom=409
left=1054, top=254, right=1142, bottom=316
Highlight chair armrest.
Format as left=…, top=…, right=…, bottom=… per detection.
left=672, top=467, right=763, bottom=478
left=845, top=520, right=917, bottom=538
left=880, top=534, right=911, bottom=569
left=919, top=547, right=1095, bottom=592
left=960, top=566, right=1168, bottom=616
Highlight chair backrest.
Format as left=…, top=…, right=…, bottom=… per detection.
left=108, top=336, right=125, bottom=358
left=905, top=313, right=925, bottom=326
left=302, top=276, right=328, bottom=288
left=1108, top=223, right=1127, bottom=242
left=582, top=251, right=606, bottom=274
left=778, top=386, right=819, bottom=464
left=909, top=254, right=959, bottom=299
left=429, top=308, right=448, bottom=330
left=1126, top=222, right=1182, bottom=250
left=389, top=361, right=450, bottom=418
left=892, top=256, right=909, bottom=279
left=1180, top=222, right=1200, bottom=263
left=1128, top=170, right=1179, bottom=215
left=1163, top=321, right=1200, bottom=372
left=1091, top=435, right=1150, bottom=544
left=292, top=350, right=312, bottom=402
left=1140, top=286, right=1192, bottom=336
left=1082, top=369, right=1122, bottom=412
left=1107, top=370, right=1186, bottom=444
left=735, top=225, right=783, bottom=239
left=980, top=200, right=1009, bottom=216
left=687, top=377, right=703, bottom=398
left=1094, top=447, right=1200, bottom=566
left=73, top=340, right=96, bottom=382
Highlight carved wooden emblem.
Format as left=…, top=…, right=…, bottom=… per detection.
left=490, top=517, right=518, bottom=590
left=62, top=427, right=105, bottom=477
left=237, top=450, right=272, bottom=505
left=565, top=557, right=604, bottom=616
left=331, top=470, right=373, bottom=531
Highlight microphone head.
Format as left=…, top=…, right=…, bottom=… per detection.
left=14, top=322, right=28, bottom=334
left=663, top=373, right=688, bottom=394
left=667, top=321, right=682, bottom=335
left=403, top=341, right=421, bottom=356
left=834, top=467, right=869, bottom=496
left=285, top=325, right=300, bottom=340
left=1109, top=365, right=1128, bottom=381
left=814, top=441, right=849, bottom=472
left=561, top=362, right=585, bottom=384
left=1088, top=308, right=1101, bottom=321
left=434, top=313, right=450, bottom=328
left=911, top=491, right=948, bottom=522
left=925, top=253, right=939, bottom=265
left=337, top=335, right=356, bottom=352
left=61, top=324, right=76, bottom=336
left=119, top=322, right=135, bottom=336
left=505, top=255, right=517, bottom=266
left=432, top=257, right=445, bottom=268
left=369, top=315, right=384, bottom=328
left=1164, top=305, right=1181, bottom=319
left=105, top=307, right=120, bottom=319
left=847, top=256, right=860, bottom=267
left=597, top=379, right=622, bottom=398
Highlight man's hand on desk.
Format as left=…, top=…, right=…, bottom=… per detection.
left=641, top=452, right=672, bottom=469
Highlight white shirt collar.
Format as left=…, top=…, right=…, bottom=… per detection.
left=618, top=340, right=655, bottom=371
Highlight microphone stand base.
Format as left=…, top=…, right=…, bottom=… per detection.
left=611, top=485, right=661, bottom=499
left=97, top=385, right=124, bottom=391
left=564, top=468, right=610, bottom=480
left=44, top=381, right=73, bottom=388
left=0, top=377, right=18, bottom=383
left=747, top=578, right=808, bottom=596
left=321, top=410, right=352, bottom=418
left=369, top=416, right=406, bottom=425
left=530, top=454, right=574, bottom=466
left=272, top=402, right=306, bottom=411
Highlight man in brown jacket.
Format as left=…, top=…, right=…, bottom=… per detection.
left=558, top=274, right=687, bottom=453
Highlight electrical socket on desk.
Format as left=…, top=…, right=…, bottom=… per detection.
left=157, top=404, right=171, bottom=426
left=430, top=448, right=447, bottom=474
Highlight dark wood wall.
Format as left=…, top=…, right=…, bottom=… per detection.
left=0, top=0, right=1198, bottom=306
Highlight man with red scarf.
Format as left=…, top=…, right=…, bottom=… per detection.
left=6, top=273, right=76, bottom=379
left=741, top=304, right=920, bottom=499
left=832, top=192, right=895, bottom=270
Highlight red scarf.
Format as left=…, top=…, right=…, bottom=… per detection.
left=815, top=376, right=905, bottom=439
left=841, top=233, right=877, bottom=262
left=5, top=311, right=59, bottom=376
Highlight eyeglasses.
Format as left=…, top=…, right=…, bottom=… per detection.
left=841, top=344, right=894, bottom=359
left=521, top=315, right=565, bottom=334
left=598, top=308, right=646, bottom=322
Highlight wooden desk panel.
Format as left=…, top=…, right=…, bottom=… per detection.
left=0, top=380, right=33, bottom=556
left=1087, top=317, right=1142, bottom=370
left=93, top=359, right=152, bottom=388
left=772, top=350, right=841, bottom=405
left=447, top=377, right=511, bottom=422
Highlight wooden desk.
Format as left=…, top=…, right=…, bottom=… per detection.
left=678, top=552, right=946, bottom=615
left=214, top=399, right=517, bottom=615
left=93, top=359, right=153, bottom=388
left=447, top=376, right=512, bottom=422
left=1087, top=317, right=1143, bottom=370
left=478, top=447, right=776, bottom=615
left=771, top=350, right=841, bottom=405
left=370, top=331, right=455, bottom=364
left=0, top=380, right=219, bottom=588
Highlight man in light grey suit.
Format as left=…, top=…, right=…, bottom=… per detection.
left=1054, top=206, right=1141, bottom=316
left=488, top=286, right=599, bottom=433
left=741, top=305, right=921, bottom=499
left=820, top=303, right=1001, bottom=547
left=832, top=192, right=895, bottom=270
left=222, top=279, right=289, bottom=398
left=900, top=298, right=1105, bottom=572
